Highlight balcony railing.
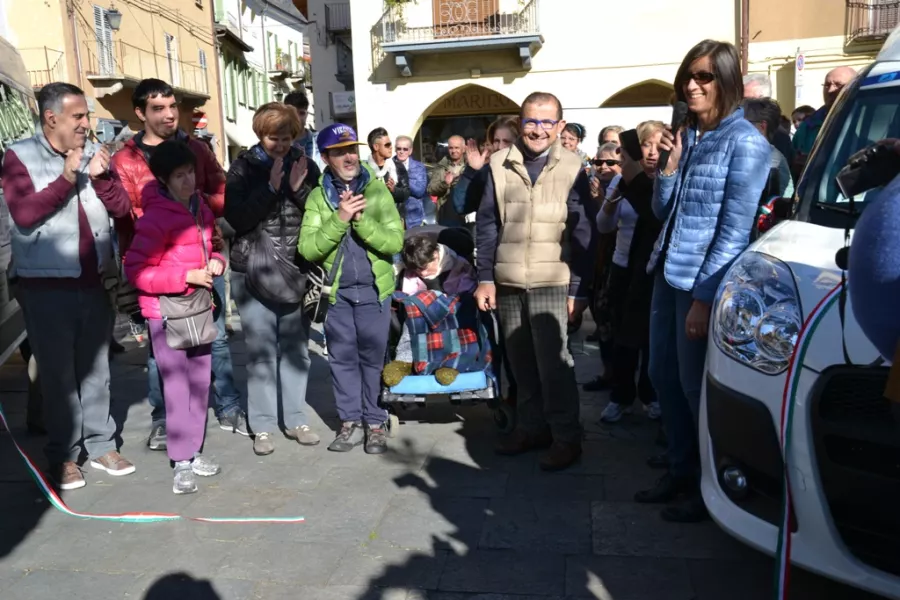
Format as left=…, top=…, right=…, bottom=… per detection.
left=325, top=2, right=351, bottom=33
left=382, top=0, right=539, bottom=44
left=20, top=47, right=66, bottom=89
left=846, top=0, right=900, bottom=45
left=82, top=40, right=209, bottom=97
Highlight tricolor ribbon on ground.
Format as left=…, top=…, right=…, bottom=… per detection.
left=0, top=403, right=304, bottom=524
left=774, top=282, right=843, bottom=600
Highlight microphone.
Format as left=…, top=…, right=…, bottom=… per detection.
left=658, top=101, right=689, bottom=173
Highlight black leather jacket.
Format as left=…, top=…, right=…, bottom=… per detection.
left=224, top=146, right=321, bottom=273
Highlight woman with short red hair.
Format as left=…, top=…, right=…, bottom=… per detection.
left=224, top=102, right=321, bottom=456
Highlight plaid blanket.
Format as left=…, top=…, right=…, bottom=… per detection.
left=392, top=290, right=492, bottom=376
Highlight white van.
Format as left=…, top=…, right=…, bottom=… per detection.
left=699, top=28, right=900, bottom=599
left=0, top=35, right=38, bottom=366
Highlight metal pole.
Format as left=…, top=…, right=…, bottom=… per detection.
left=209, top=0, right=228, bottom=165
left=741, top=0, right=750, bottom=75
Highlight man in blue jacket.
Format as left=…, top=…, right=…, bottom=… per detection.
left=393, top=135, right=428, bottom=227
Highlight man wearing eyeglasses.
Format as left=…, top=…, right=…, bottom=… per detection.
left=474, top=91, right=596, bottom=472
left=792, top=66, right=856, bottom=171
left=393, top=135, right=428, bottom=228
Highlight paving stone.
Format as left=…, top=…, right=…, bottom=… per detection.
left=2, top=568, right=144, bottom=599
left=566, top=555, right=694, bottom=600
left=438, top=551, right=566, bottom=596
left=173, top=539, right=346, bottom=585
left=372, top=494, right=489, bottom=552
left=415, top=458, right=509, bottom=499
left=254, top=583, right=423, bottom=600
left=686, top=557, right=887, bottom=600
left=590, top=501, right=761, bottom=560
left=329, top=546, right=449, bottom=589
left=504, top=472, right=606, bottom=501
left=479, top=498, right=592, bottom=554
left=0, top=566, right=26, bottom=594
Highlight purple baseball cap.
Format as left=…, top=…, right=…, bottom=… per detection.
left=316, top=123, right=364, bottom=154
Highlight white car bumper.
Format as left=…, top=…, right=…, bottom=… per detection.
left=700, top=348, right=900, bottom=599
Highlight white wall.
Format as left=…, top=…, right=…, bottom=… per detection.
left=348, top=0, right=736, bottom=147
left=306, top=0, right=348, bottom=128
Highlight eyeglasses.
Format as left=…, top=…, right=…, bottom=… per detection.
left=521, top=118, right=560, bottom=132
left=396, top=146, right=411, bottom=152
left=823, top=81, right=845, bottom=91
left=592, top=159, right=621, bottom=167
left=382, top=141, right=392, bottom=148
left=688, top=71, right=716, bottom=85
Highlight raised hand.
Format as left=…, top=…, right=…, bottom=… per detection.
left=269, top=156, right=284, bottom=191
left=289, top=156, right=308, bottom=192
left=63, top=148, right=84, bottom=184
left=338, top=192, right=366, bottom=222
left=88, top=147, right=111, bottom=179
left=465, top=138, right=490, bottom=171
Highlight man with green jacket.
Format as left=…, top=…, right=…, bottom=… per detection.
left=299, top=123, right=403, bottom=455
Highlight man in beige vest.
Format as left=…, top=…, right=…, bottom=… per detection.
left=474, top=92, right=596, bottom=471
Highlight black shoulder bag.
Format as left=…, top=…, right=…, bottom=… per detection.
left=246, top=197, right=308, bottom=305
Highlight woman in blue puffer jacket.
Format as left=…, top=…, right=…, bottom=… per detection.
left=634, top=40, right=770, bottom=523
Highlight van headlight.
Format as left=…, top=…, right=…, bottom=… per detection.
left=713, top=252, right=802, bottom=375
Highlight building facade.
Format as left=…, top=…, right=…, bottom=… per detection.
left=306, top=0, right=736, bottom=162
left=7, top=0, right=226, bottom=162
left=215, top=0, right=311, bottom=165
left=747, top=0, right=896, bottom=115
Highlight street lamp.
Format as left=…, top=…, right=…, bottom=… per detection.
left=107, top=2, right=123, bottom=31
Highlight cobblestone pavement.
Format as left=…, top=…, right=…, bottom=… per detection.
left=0, top=319, right=887, bottom=600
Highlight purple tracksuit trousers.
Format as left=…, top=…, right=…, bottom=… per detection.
left=148, top=319, right=212, bottom=462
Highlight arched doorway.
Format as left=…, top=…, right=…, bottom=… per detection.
left=601, top=80, right=674, bottom=108
left=414, top=84, right=519, bottom=164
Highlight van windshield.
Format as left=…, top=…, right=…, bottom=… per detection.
left=799, top=85, right=900, bottom=226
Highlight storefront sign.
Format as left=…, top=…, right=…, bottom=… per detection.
left=331, top=91, right=356, bottom=117
left=430, top=87, right=519, bottom=117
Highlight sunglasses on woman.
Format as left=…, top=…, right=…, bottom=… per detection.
left=592, top=159, right=621, bottom=167
left=688, top=71, right=716, bottom=85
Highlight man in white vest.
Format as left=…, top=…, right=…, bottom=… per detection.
left=475, top=91, right=596, bottom=472
left=1, top=83, right=135, bottom=491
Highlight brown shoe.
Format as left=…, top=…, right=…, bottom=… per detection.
left=494, top=428, right=553, bottom=456
left=89, top=451, right=136, bottom=476
left=52, top=461, right=86, bottom=491
left=539, top=441, right=582, bottom=471
left=285, top=424, right=321, bottom=446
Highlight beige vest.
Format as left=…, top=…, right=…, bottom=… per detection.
left=490, top=141, right=582, bottom=289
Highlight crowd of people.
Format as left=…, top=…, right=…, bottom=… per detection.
left=0, top=37, right=849, bottom=511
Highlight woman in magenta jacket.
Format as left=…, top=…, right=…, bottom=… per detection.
left=125, top=140, right=226, bottom=496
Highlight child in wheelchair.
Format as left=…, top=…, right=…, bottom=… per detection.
left=383, top=229, right=492, bottom=388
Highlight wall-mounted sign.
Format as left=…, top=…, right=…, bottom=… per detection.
left=430, top=86, right=519, bottom=117
left=331, top=91, right=356, bottom=117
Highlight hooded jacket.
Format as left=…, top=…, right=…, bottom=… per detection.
left=110, top=130, right=226, bottom=255
left=223, top=145, right=320, bottom=273
left=648, top=108, right=771, bottom=303
left=124, top=181, right=225, bottom=320
left=298, top=162, right=403, bottom=303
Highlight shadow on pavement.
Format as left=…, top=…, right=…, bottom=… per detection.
left=143, top=572, right=221, bottom=600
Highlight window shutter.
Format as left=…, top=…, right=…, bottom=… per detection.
left=94, top=5, right=114, bottom=76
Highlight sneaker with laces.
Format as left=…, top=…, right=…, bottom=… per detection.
left=327, top=421, right=364, bottom=452
left=219, top=410, right=249, bottom=436
left=89, top=451, right=136, bottom=476
left=645, top=402, right=662, bottom=420
left=364, top=423, right=388, bottom=455
left=191, top=454, right=221, bottom=477
left=286, top=424, right=320, bottom=446
left=147, top=423, right=167, bottom=451
left=53, top=461, right=86, bottom=491
left=599, top=402, right=632, bottom=423
left=173, top=461, right=198, bottom=495
left=253, top=432, right=275, bottom=456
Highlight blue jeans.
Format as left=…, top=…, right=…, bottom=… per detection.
left=647, top=272, right=708, bottom=480
left=149, top=275, right=242, bottom=427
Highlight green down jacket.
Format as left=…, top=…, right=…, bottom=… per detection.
left=298, top=162, right=404, bottom=303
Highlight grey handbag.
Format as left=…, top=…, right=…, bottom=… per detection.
left=159, top=199, right=217, bottom=350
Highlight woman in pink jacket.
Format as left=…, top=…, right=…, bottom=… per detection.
left=125, top=140, right=226, bottom=495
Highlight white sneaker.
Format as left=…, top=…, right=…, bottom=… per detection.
left=600, top=402, right=632, bottom=423
left=645, top=402, right=662, bottom=420
left=191, top=454, right=221, bottom=477
left=173, top=461, right=198, bottom=495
